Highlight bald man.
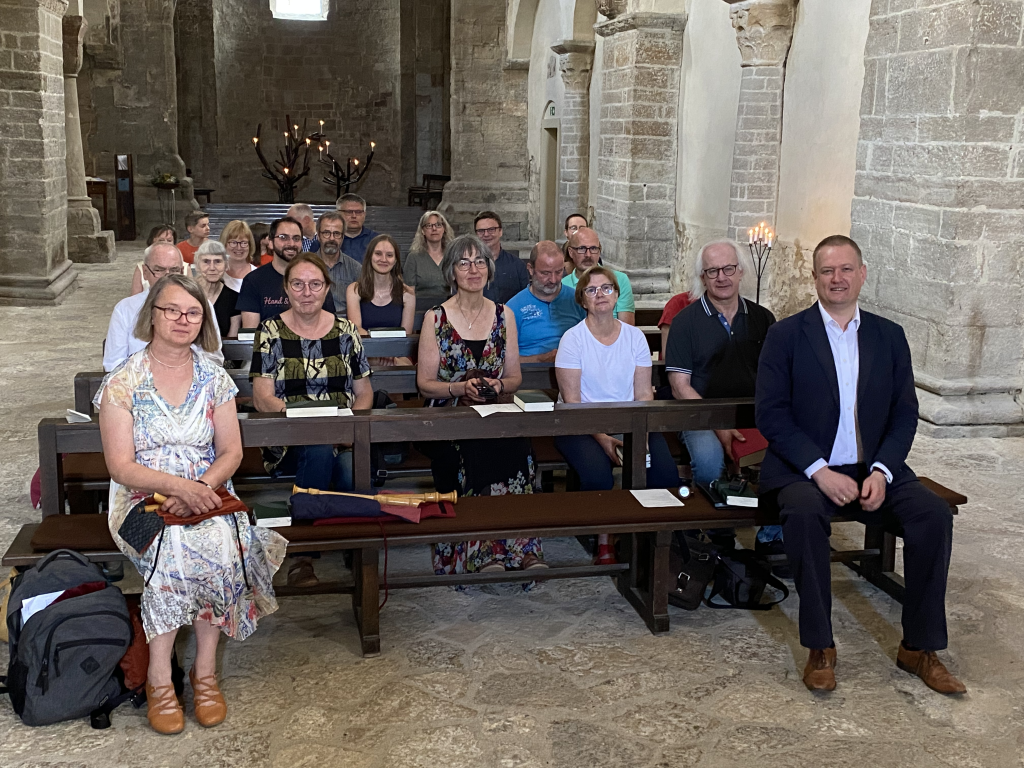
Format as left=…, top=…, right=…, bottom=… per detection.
left=563, top=227, right=635, bottom=325
left=505, top=240, right=586, bottom=363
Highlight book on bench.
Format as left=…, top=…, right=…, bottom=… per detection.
left=236, top=327, right=258, bottom=342
left=513, top=390, right=554, bottom=412
left=253, top=501, right=291, bottom=528
left=368, top=327, right=407, bottom=338
left=285, top=400, right=353, bottom=418
left=729, top=428, right=768, bottom=467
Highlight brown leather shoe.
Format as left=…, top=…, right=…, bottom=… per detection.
left=189, top=668, right=227, bottom=727
left=802, top=647, right=837, bottom=691
left=287, top=558, right=319, bottom=588
left=146, top=681, right=184, bottom=735
left=896, top=644, right=966, bottom=695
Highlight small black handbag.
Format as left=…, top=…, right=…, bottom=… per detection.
left=667, top=533, right=718, bottom=611
left=704, top=548, right=789, bottom=611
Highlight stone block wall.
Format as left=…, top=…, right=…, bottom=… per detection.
left=174, top=0, right=220, bottom=190
left=0, top=0, right=77, bottom=304
left=440, top=0, right=530, bottom=241
left=852, top=0, right=1024, bottom=435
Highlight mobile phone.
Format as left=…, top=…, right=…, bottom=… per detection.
left=474, top=380, right=497, bottom=401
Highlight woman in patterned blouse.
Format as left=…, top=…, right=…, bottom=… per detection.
left=251, top=253, right=373, bottom=587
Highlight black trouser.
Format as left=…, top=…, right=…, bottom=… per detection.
left=776, top=464, right=953, bottom=651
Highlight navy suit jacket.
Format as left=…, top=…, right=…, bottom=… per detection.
left=755, top=303, right=919, bottom=493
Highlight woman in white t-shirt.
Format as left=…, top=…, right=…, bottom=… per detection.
left=554, top=266, right=680, bottom=563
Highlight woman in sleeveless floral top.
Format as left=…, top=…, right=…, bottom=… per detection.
left=417, top=235, right=546, bottom=575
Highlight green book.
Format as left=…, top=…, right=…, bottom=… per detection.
left=514, top=390, right=554, bottom=412
left=252, top=501, right=290, bottom=528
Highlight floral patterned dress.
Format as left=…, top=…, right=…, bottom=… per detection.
left=96, top=350, right=287, bottom=642
left=425, top=304, right=542, bottom=575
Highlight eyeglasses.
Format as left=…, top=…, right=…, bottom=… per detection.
left=288, top=279, right=326, bottom=293
left=319, top=229, right=344, bottom=239
left=339, top=208, right=365, bottom=216
left=475, top=226, right=500, bottom=237
left=154, top=305, right=204, bottom=323
left=226, top=240, right=249, bottom=249
left=144, top=264, right=183, bottom=278
left=573, top=245, right=602, bottom=257
left=455, top=257, right=488, bottom=272
left=702, top=264, right=739, bottom=279
left=275, top=234, right=303, bottom=243
left=423, top=222, right=445, bottom=230
left=583, top=284, right=616, bottom=297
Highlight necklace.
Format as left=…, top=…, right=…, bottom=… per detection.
left=149, top=350, right=192, bottom=368
left=457, top=295, right=486, bottom=331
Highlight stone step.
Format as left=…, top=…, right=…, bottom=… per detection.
left=203, top=204, right=424, bottom=255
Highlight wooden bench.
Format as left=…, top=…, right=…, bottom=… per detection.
left=407, top=174, right=450, bottom=209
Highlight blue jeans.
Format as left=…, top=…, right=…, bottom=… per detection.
left=681, top=430, right=782, bottom=543
left=555, top=432, right=680, bottom=491
left=278, top=444, right=354, bottom=492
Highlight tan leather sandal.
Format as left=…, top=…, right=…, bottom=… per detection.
left=189, top=668, right=227, bottom=727
left=146, top=681, right=184, bottom=735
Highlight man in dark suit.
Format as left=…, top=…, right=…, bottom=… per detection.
left=756, top=235, right=965, bottom=695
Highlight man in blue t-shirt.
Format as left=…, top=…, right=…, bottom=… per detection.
left=506, top=241, right=585, bottom=362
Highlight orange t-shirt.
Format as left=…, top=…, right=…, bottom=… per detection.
left=177, top=240, right=200, bottom=264
left=259, top=252, right=273, bottom=266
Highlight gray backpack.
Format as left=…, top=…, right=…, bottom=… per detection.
left=3, top=550, right=131, bottom=726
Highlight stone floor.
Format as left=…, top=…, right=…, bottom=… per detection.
left=1, top=249, right=1023, bottom=767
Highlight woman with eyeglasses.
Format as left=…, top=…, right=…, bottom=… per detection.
left=97, top=273, right=286, bottom=735
left=554, top=266, right=680, bottom=564
left=219, top=220, right=257, bottom=291
left=417, top=234, right=547, bottom=574
left=194, top=240, right=242, bottom=338
left=130, top=225, right=180, bottom=295
left=251, top=253, right=372, bottom=540
left=405, top=210, right=454, bottom=306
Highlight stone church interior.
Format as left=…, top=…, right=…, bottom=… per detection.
left=0, top=0, right=1022, bottom=764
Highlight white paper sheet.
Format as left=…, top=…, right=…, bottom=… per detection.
left=630, top=489, right=685, bottom=508
left=470, top=404, right=522, bottom=417
left=21, top=590, right=64, bottom=624
left=66, top=409, right=91, bottom=423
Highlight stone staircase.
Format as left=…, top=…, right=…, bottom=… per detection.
left=203, top=204, right=424, bottom=255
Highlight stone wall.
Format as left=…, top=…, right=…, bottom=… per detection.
left=852, top=0, right=1024, bottom=435
left=79, top=0, right=194, bottom=238
left=174, top=0, right=220, bottom=190
left=0, top=0, right=77, bottom=305
left=440, top=0, right=530, bottom=241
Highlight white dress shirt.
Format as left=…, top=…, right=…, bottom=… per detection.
left=103, top=291, right=224, bottom=372
left=803, top=303, right=892, bottom=483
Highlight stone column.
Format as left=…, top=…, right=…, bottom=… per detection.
left=62, top=12, right=114, bottom=262
left=723, top=0, right=795, bottom=243
left=851, top=0, right=1024, bottom=436
left=552, top=40, right=595, bottom=226
left=593, top=12, right=686, bottom=299
left=0, top=0, right=78, bottom=305
left=439, top=0, right=530, bottom=245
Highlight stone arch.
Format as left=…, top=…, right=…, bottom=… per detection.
left=508, top=0, right=541, bottom=61
left=572, top=0, right=598, bottom=40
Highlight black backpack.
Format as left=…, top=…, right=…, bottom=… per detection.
left=2, top=550, right=132, bottom=726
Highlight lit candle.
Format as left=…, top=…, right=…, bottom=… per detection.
left=354, top=159, right=359, bottom=167
left=283, top=167, right=289, bottom=175
left=748, top=228, right=754, bottom=245
left=306, top=137, right=311, bottom=146
left=318, top=144, right=323, bottom=159
left=252, top=137, right=258, bottom=145
left=319, top=119, right=325, bottom=131
left=370, top=141, right=376, bottom=150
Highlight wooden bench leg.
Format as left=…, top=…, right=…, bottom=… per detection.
left=350, top=547, right=381, bottom=656
left=616, top=530, right=671, bottom=634
left=848, top=524, right=906, bottom=603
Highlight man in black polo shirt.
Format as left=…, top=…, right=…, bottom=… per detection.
left=665, top=239, right=783, bottom=551
left=236, top=216, right=337, bottom=328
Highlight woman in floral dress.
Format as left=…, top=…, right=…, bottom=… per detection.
left=97, top=274, right=286, bottom=735
left=416, top=235, right=546, bottom=575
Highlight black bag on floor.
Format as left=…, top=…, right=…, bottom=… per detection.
left=667, top=533, right=718, bottom=611
left=704, top=548, right=788, bottom=611
left=2, top=550, right=131, bottom=726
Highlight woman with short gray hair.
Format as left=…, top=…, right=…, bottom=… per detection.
left=416, top=235, right=547, bottom=574
left=194, top=240, right=242, bottom=338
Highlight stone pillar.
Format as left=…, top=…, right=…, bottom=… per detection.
left=852, top=0, right=1024, bottom=436
left=439, top=0, right=530, bottom=245
left=552, top=40, right=595, bottom=227
left=62, top=12, right=114, bottom=262
left=593, top=12, right=685, bottom=299
left=0, top=0, right=78, bottom=305
left=723, top=0, right=795, bottom=243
